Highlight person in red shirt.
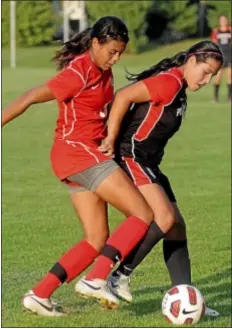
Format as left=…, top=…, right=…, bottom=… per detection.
left=211, top=15, right=231, bottom=103
left=2, top=16, right=154, bottom=316
left=80, top=40, right=222, bottom=317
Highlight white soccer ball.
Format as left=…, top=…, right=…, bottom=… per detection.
left=162, top=284, right=206, bottom=325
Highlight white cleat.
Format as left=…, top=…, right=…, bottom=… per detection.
left=107, top=271, right=133, bottom=303
left=205, top=306, right=220, bottom=317
left=75, top=277, right=120, bottom=309
left=22, top=290, right=64, bottom=317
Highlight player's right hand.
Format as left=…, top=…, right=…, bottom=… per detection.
left=98, top=137, right=115, bottom=158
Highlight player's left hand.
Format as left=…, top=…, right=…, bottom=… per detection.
left=98, top=137, right=115, bottom=158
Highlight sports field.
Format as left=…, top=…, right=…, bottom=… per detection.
left=2, top=40, right=231, bottom=328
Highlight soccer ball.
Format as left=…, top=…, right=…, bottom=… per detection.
left=162, top=284, right=206, bottom=325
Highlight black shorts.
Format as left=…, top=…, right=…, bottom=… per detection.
left=222, top=52, right=231, bottom=67
left=119, top=157, right=176, bottom=203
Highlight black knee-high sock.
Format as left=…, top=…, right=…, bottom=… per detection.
left=214, top=84, right=220, bottom=101
left=163, top=239, right=191, bottom=286
left=228, top=84, right=232, bottom=101
left=114, top=221, right=165, bottom=276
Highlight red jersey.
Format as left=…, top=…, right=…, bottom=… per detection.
left=211, top=26, right=231, bottom=54
left=47, top=51, right=114, bottom=180
left=47, top=51, right=114, bottom=145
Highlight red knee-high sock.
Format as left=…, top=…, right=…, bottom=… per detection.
left=59, top=240, right=99, bottom=283
left=85, top=216, right=149, bottom=280
left=33, top=240, right=99, bottom=298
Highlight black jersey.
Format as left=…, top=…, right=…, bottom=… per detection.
left=211, top=26, right=231, bottom=55
left=116, top=68, right=187, bottom=168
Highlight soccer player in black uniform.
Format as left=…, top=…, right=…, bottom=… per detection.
left=211, top=15, right=231, bottom=103
left=99, top=40, right=223, bottom=317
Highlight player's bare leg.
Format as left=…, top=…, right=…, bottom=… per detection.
left=109, top=200, right=220, bottom=316
left=71, top=190, right=121, bottom=308
left=226, top=66, right=231, bottom=102
left=108, top=183, right=175, bottom=301
left=95, top=167, right=153, bottom=223
left=23, top=191, right=112, bottom=315
left=70, top=190, right=109, bottom=252
left=76, top=168, right=153, bottom=308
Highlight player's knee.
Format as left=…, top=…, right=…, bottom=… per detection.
left=165, top=211, right=175, bottom=231
left=155, top=209, right=175, bottom=232
left=86, top=230, right=109, bottom=252
left=131, top=205, right=154, bottom=225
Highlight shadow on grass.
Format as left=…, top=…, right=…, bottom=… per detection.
left=127, top=268, right=231, bottom=320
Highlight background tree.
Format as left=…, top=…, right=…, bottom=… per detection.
left=206, top=0, right=231, bottom=29
left=148, top=0, right=231, bottom=39
left=2, top=0, right=56, bottom=47
left=156, top=0, right=198, bottom=36
left=86, top=0, right=153, bottom=53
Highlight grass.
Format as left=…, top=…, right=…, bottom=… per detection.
left=2, top=40, right=231, bottom=328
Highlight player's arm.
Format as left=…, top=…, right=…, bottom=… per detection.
left=106, top=81, right=152, bottom=142
left=1, top=85, right=55, bottom=127
left=2, top=63, right=86, bottom=127
left=99, top=74, right=181, bottom=156
left=107, top=74, right=180, bottom=142
left=211, top=28, right=218, bottom=43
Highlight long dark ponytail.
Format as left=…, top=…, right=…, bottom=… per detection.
left=52, top=16, right=129, bottom=70
left=127, top=40, right=223, bottom=82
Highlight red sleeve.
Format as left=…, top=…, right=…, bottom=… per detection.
left=143, top=73, right=182, bottom=106
left=211, top=28, right=218, bottom=42
left=46, top=60, right=86, bottom=102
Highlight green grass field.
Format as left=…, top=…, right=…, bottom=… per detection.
left=2, top=40, right=231, bottom=328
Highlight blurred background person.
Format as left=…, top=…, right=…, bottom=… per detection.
left=211, top=15, right=231, bottom=103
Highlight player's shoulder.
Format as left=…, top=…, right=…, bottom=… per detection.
left=67, top=52, right=92, bottom=82
left=158, top=68, right=183, bottom=88
left=69, top=52, right=88, bottom=66
left=144, top=68, right=183, bottom=95
left=144, top=68, right=184, bottom=104
left=212, top=26, right=221, bottom=34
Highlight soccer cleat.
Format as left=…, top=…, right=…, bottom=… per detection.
left=107, top=271, right=133, bottom=303
left=75, top=277, right=120, bottom=309
left=22, top=290, right=64, bottom=316
left=205, top=306, right=220, bottom=317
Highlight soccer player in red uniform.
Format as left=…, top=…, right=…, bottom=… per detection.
left=88, top=40, right=222, bottom=317
left=2, top=16, right=154, bottom=316
left=211, top=15, right=231, bottom=103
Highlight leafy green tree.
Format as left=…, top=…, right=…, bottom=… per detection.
left=153, top=0, right=231, bottom=37
left=86, top=0, right=153, bottom=53
left=157, top=0, right=198, bottom=35
left=2, top=1, right=11, bottom=47
left=2, top=0, right=56, bottom=47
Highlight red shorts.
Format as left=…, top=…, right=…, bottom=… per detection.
left=122, top=157, right=157, bottom=186
left=50, top=139, right=111, bottom=186
left=120, top=157, right=176, bottom=202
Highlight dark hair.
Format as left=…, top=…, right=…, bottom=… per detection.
left=127, top=40, right=223, bottom=82
left=52, top=16, right=129, bottom=70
